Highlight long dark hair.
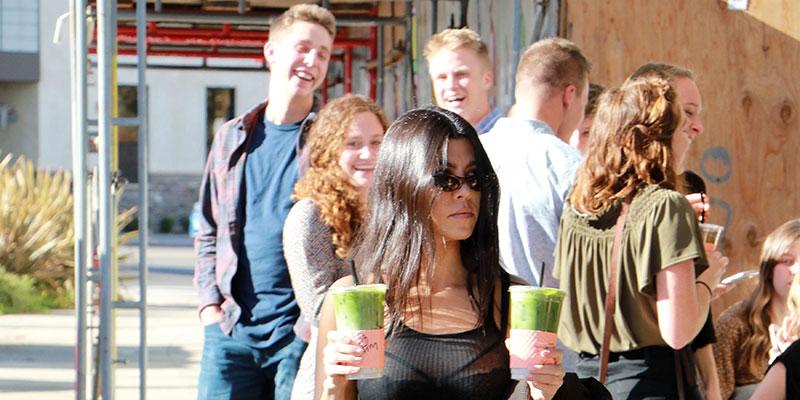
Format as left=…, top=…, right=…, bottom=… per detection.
left=351, top=106, right=501, bottom=333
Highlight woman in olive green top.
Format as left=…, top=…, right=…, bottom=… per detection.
left=553, top=76, right=728, bottom=399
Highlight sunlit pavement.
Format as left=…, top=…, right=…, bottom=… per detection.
left=0, top=235, right=202, bottom=400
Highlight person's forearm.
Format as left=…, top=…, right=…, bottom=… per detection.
left=682, top=280, right=714, bottom=345
left=193, top=231, right=222, bottom=311
left=695, top=345, right=722, bottom=400
left=692, top=281, right=714, bottom=331
left=319, top=378, right=356, bottom=400
left=657, top=263, right=711, bottom=348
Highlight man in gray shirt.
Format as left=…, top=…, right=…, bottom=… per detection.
left=481, top=37, right=591, bottom=288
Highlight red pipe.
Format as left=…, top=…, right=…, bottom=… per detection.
left=96, top=48, right=346, bottom=64
left=95, top=22, right=373, bottom=95
left=344, top=47, right=352, bottom=94
left=115, top=26, right=369, bottom=48
left=98, top=48, right=265, bottom=59
left=117, top=34, right=263, bottom=47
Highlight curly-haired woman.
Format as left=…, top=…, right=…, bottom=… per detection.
left=714, top=219, right=800, bottom=400
left=553, top=75, right=728, bottom=399
left=283, top=94, right=388, bottom=400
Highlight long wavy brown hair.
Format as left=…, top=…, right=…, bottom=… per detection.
left=740, top=218, right=800, bottom=372
left=569, top=76, right=684, bottom=214
left=293, top=94, right=389, bottom=258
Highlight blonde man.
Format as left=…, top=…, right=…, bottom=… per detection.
left=194, top=4, right=335, bottom=399
left=425, top=27, right=502, bottom=133
left=481, top=37, right=590, bottom=374
left=481, top=37, right=590, bottom=288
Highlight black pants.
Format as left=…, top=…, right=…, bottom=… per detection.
left=576, top=346, right=703, bottom=400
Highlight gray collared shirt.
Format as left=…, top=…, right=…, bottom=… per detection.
left=480, top=117, right=583, bottom=287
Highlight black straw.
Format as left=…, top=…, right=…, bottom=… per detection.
left=700, top=192, right=706, bottom=223
left=349, top=258, right=360, bottom=285
left=540, top=262, right=546, bottom=288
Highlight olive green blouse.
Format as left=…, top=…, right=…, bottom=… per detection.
left=553, top=184, right=709, bottom=354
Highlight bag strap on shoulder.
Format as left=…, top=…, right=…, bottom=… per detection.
left=599, top=201, right=629, bottom=384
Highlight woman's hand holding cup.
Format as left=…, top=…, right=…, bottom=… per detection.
left=700, top=243, right=729, bottom=299
left=522, top=347, right=564, bottom=400
left=323, top=330, right=364, bottom=386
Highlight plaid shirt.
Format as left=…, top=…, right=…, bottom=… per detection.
left=193, top=99, right=318, bottom=335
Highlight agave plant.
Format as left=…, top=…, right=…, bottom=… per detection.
left=0, top=152, right=135, bottom=289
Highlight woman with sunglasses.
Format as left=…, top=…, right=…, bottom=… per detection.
left=314, top=107, right=565, bottom=400
left=283, top=94, right=388, bottom=400
left=553, top=76, right=728, bottom=399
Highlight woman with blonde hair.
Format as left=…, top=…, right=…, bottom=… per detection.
left=283, top=94, right=388, bottom=400
left=715, top=218, right=800, bottom=399
left=553, top=75, right=727, bottom=399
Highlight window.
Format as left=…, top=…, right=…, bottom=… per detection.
left=118, top=85, right=139, bottom=183
left=207, top=88, right=235, bottom=152
left=0, top=0, right=39, bottom=53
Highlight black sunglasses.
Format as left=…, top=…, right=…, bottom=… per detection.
left=433, top=172, right=481, bottom=192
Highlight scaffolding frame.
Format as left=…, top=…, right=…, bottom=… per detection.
left=71, top=0, right=149, bottom=399
left=71, top=2, right=412, bottom=399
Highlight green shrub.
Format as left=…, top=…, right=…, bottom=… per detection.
left=0, top=153, right=75, bottom=287
left=0, top=151, right=136, bottom=309
left=159, top=216, right=175, bottom=233
left=0, top=267, right=73, bottom=314
left=179, top=215, right=190, bottom=233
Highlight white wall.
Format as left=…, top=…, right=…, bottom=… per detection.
left=116, top=67, right=267, bottom=175
left=1, top=0, right=38, bottom=52
left=37, top=0, right=72, bottom=169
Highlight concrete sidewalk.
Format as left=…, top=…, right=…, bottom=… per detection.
left=0, top=236, right=202, bottom=400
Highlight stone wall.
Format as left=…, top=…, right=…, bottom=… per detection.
left=119, top=173, right=202, bottom=233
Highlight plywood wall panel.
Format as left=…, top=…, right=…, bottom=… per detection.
left=564, top=0, right=800, bottom=314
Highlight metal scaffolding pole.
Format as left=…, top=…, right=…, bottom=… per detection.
left=96, top=0, right=116, bottom=398
left=376, top=25, right=385, bottom=107
left=404, top=0, right=415, bottom=109
left=70, top=0, right=88, bottom=397
left=135, top=0, right=149, bottom=397
left=510, top=0, right=522, bottom=105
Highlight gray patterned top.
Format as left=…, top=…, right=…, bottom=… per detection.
left=283, top=198, right=349, bottom=400
left=284, top=198, right=350, bottom=320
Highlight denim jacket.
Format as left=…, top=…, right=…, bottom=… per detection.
left=193, top=98, right=319, bottom=335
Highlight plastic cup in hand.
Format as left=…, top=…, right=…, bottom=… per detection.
left=699, top=223, right=724, bottom=248
left=508, top=286, right=565, bottom=380
left=331, top=284, right=387, bottom=380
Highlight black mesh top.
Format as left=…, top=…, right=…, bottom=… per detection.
left=772, top=339, right=800, bottom=400
left=355, top=273, right=517, bottom=400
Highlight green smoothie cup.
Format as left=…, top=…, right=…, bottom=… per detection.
left=508, top=286, right=565, bottom=380
left=331, top=284, right=387, bottom=380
